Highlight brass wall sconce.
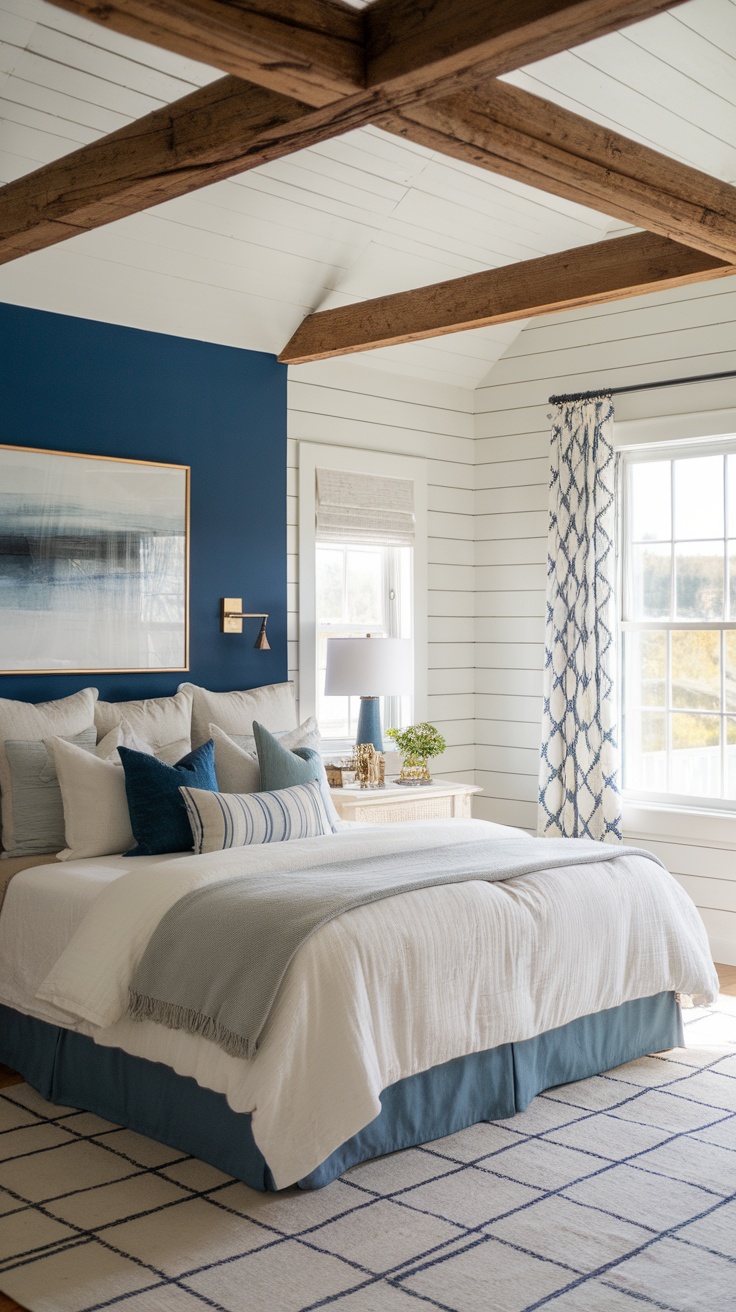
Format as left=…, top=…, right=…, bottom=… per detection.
left=220, top=598, right=270, bottom=650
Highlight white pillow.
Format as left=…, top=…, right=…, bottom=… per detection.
left=48, top=725, right=153, bottom=861
left=209, top=718, right=322, bottom=794
left=0, top=688, right=97, bottom=857
left=180, top=681, right=296, bottom=750
left=181, top=779, right=332, bottom=854
left=209, top=725, right=260, bottom=795
left=94, top=725, right=154, bottom=761
left=95, top=690, right=192, bottom=762
left=233, top=716, right=321, bottom=756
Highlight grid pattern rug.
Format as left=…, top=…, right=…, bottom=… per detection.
left=1, top=998, right=735, bottom=1312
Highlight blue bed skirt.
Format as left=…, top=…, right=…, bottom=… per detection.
left=0, top=994, right=682, bottom=1190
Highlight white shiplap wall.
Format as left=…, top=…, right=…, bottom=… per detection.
left=288, top=359, right=476, bottom=781
left=474, top=273, right=736, bottom=965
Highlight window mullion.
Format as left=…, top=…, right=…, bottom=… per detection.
left=723, top=456, right=728, bottom=794
left=670, top=457, right=675, bottom=621
left=725, top=452, right=731, bottom=624
left=721, top=627, right=727, bottom=797
left=666, top=627, right=672, bottom=795
left=667, top=461, right=674, bottom=794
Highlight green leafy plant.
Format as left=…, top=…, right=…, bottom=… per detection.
left=385, top=722, right=446, bottom=767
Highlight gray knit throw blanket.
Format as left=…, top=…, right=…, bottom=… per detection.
left=128, top=835, right=660, bottom=1059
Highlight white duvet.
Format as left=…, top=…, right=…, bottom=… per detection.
left=6, top=819, right=720, bottom=1188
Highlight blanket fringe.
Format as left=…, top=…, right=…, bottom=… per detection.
left=128, top=990, right=254, bottom=1060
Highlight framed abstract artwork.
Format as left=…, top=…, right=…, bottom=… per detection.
left=0, top=445, right=189, bottom=673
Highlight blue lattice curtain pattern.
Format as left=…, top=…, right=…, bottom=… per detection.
left=538, top=396, right=622, bottom=842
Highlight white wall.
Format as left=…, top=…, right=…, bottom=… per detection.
left=474, top=274, right=736, bottom=966
left=287, top=279, right=736, bottom=965
left=288, top=358, right=476, bottom=782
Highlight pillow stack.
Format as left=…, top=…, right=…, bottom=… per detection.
left=0, top=679, right=337, bottom=861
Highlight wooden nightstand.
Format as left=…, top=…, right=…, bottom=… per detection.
left=330, top=778, right=481, bottom=825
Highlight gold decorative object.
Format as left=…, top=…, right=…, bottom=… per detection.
left=355, top=742, right=375, bottom=789
left=350, top=744, right=386, bottom=789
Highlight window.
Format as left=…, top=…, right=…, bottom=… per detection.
left=316, top=542, right=412, bottom=739
left=298, top=443, right=428, bottom=750
left=621, top=441, right=736, bottom=807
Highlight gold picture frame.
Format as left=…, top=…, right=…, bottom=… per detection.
left=0, top=444, right=190, bottom=674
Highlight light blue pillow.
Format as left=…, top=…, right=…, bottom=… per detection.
left=252, top=722, right=339, bottom=830
left=5, top=727, right=97, bottom=858
left=181, top=779, right=332, bottom=853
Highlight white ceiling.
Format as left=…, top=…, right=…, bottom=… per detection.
left=0, top=0, right=735, bottom=389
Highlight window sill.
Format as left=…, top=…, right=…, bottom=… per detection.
left=623, top=798, right=736, bottom=851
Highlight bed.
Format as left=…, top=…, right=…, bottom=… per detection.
left=0, top=816, right=719, bottom=1191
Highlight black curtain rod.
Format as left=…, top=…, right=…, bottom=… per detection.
left=549, top=367, right=736, bottom=406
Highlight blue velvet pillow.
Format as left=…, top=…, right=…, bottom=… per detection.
left=252, top=722, right=339, bottom=830
left=119, top=740, right=218, bottom=856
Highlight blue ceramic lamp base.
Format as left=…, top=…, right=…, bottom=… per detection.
left=356, top=696, right=383, bottom=752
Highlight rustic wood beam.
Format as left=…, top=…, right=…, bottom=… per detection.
left=279, top=233, right=734, bottom=363
left=0, top=0, right=699, bottom=264
left=47, top=0, right=365, bottom=108
left=0, top=77, right=347, bottom=264
left=46, top=0, right=687, bottom=107
left=364, top=0, right=687, bottom=99
left=382, top=81, right=736, bottom=264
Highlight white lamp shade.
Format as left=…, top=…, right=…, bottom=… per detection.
left=324, top=637, right=413, bottom=697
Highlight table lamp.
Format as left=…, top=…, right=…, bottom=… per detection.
left=324, top=636, right=413, bottom=752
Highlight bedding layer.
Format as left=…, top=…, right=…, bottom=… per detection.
left=129, top=834, right=666, bottom=1060
left=29, top=819, right=719, bottom=1187
left=0, top=993, right=683, bottom=1191
left=0, top=852, right=180, bottom=1025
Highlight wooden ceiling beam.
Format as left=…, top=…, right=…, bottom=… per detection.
left=45, top=0, right=365, bottom=107
left=279, top=232, right=734, bottom=363
left=46, top=0, right=687, bottom=107
left=0, top=77, right=353, bottom=265
left=0, top=0, right=704, bottom=266
left=365, top=0, right=688, bottom=100
left=382, top=81, right=736, bottom=264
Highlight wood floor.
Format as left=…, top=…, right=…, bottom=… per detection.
left=0, top=965, right=734, bottom=1312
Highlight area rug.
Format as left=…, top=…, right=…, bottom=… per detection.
left=0, top=997, right=734, bottom=1312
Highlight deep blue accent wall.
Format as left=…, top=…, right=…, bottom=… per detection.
left=0, top=303, right=288, bottom=703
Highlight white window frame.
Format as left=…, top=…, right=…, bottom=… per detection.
left=314, top=541, right=409, bottom=739
left=618, top=420, right=736, bottom=818
left=298, top=442, right=428, bottom=753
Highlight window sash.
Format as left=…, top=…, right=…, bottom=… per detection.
left=621, top=438, right=736, bottom=811
left=298, top=442, right=428, bottom=740
left=315, top=542, right=412, bottom=745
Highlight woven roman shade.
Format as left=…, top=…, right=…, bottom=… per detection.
left=315, top=468, right=415, bottom=546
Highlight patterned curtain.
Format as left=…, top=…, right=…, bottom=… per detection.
left=538, top=395, right=622, bottom=842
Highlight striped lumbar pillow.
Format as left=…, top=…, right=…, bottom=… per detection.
left=180, top=778, right=332, bottom=854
